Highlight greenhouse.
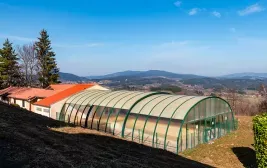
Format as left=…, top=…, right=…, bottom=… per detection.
left=59, top=89, right=235, bottom=153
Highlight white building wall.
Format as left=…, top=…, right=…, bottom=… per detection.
left=86, top=85, right=109, bottom=91
left=34, top=105, right=50, bottom=117
left=50, top=98, right=68, bottom=120
left=15, top=99, right=23, bottom=107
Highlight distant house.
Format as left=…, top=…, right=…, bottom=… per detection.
left=7, top=88, right=58, bottom=111
left=0, top=87, right=26, bottom=103
left=34, top=84, right=108, bottom=119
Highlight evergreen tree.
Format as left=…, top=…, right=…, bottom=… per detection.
left=0, top=39, right=21, bottom=88
left=35, top=29, right=60, bottom=88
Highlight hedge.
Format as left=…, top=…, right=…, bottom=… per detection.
left=253, top=113, right=267, bottom=168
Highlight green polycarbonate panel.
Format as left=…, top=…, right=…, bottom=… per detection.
left=68, top=90, right=100, bottom=123
left=63, top=90, right=95, bottom=122
left=92, top=91, right=122, bottom=106
left=152, top=96, right=187, bottom=147
left=160, top=96, right=195, bottom=119
left=130, top=94, right=165, bottom=140
left=163, top=96, right=196, bottom=149
left=103, top=91, right=137, bottom=132
left=147, top=96, right=185, bottom=117
left=121, top=92, right=157, bottom=109
left=72, top=91, right=105, bottom=124
left=96, top=91, right=128, bottom=106
left=111, top=92, right=145, bottom=135
left=130, top=94, right=165, bottom=114
left=173, top=96, right=207, bottom=120
left=95, top=91, right=129, bottom=129
left=141, top=95, right=174, bottom=142
left=176, top=97, right=235, bottom=153
left=101, top=91, right=133, bottom=108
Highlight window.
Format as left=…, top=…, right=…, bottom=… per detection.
left=36, top=107, right=42, bottom=111
left=43, top=108, right=50, bottom=113
left=22, top=100, right=25, bottom=107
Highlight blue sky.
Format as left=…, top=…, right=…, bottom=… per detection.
left=0, top=0, right=267, bottom=76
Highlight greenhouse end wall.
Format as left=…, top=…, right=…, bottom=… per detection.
left=58, top=90, right=235, bottom=154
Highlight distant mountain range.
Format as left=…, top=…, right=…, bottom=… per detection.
left=86, top=70, right=203, bottom=80
left=59, top=71, right=267, bottom=86
left=59, top=72, right=89, bottom=82
left=220, top=72, right=267, bottom=79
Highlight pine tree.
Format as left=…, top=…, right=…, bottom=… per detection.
left=35, top=29, right=60, bottom=88
left=0, top=39, right=21, bottom=88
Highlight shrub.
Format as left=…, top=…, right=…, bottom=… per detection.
left=11, top=103, right=21, bottom=108
left=253, top=113, right=267, bottom=168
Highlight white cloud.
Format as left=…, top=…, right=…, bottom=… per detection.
left=238, top=3, right=265, bottom=16
left=212, top=11, right=221, bottom=18
left=174, top=1, right=182, bottom=7
left=188, top=8, right=200, bottom=15
left=53, top=43, right=103, bottom=48
left=230, top=28, right=236, bottom=33
left=0, top=34, right=35, bottom=42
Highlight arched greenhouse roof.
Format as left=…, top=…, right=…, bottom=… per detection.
left=59, top=89, right=235, bottom=153
left=61, top=89, right=230, bottom=121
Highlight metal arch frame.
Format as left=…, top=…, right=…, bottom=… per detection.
left=96, top=91, right=129, bottom=131
left=90, top=91, right=124, bottom=129
left=59, top=90, right=88, bottom=121
left=130, top=94, right=165, bottom=141
left=72, top=91, right=104, bottom=125
left=105, top=92, right=137, bottom=132
left=121, top=92, right=170, bottom=138
left=176, top=96, right=235, bottom=154
left=61, top=90, right=94, bottom=122
left=83, top=91, right=110, bottom=128
left=163, top=97, right=196, bottom=150
left=67, top=90, right=100, bottom=123
left=111, top=92, right=145, bottom=135
left=78, top=91, right=109, bottom=126
left=103, top=92, right=138, bottom=133
left=141, top=95, right=174, bottom=143
left=59, top=90, right=93, bottom=121
left=151, top=96, right=187, bottom=147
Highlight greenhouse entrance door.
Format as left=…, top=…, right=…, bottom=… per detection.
left=204, top=117, right=216, bottom=143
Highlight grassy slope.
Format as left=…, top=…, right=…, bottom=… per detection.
left=0, top=103, right=211, bottom=168
left=182, top=116, right=256, bottom=168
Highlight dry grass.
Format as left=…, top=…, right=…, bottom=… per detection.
left=182, top=116, right=256, bottom=168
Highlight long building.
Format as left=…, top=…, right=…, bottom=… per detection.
left=57, top=89, right=236, bottom=153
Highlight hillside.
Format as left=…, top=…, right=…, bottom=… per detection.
left=181, top=77, right=266, bottom=90
left=0, top=103, right=210, bottom=168
left=221, top=72, right=267, bottom=79
left=59, top=72, right=89, bottom=82
left=87, top=70, right=203, bottom=80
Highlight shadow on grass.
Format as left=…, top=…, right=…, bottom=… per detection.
left=0, top=103, right=214, bottom=168
left=232, top=147, right=257, bottom=168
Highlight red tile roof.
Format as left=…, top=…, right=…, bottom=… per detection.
left=46, top=84, right=75, bottom=91
left=7, top=88, right=57, bottom=100
left=0, top=87, right=23, bottom=96
left=34, top=84, right=95, bottom=107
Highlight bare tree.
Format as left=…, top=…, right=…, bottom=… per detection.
left=17, top=44, right=37, bottom=86
left=226, top=89, right=239, bottom=114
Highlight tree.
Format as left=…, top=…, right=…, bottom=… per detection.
left=17, top=44, right=38, bottom=87
left=35, top=29, right=60, bottom=88
left=0, top=39, right=22, bottom=88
